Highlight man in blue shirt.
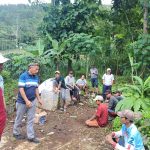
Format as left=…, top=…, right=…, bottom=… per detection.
left=13, top=63, right=42, bottom=143
left=106, top=109, right=145, bottom=150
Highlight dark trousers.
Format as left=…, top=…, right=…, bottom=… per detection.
left=102, top=85, right=112, bottom=99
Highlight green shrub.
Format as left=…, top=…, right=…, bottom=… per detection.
left=135, top=111, right=150, bottom=149
left=1, top=70, right=17, bottom=104
left=112, top=117, right=122, bottom=131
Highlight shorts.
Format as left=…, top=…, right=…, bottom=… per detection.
left=91, top=78, right=98, bottom=88
left=60, top=88, right=66, bottom=101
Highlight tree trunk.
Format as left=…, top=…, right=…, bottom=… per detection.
left=86, top=55, right=89, bottom=79
left=143, top=2, right=148, bottom=34
left=68, top=59, right=72, bottom=72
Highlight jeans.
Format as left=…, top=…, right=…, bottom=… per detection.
left=13, top=100, right=36, bottom=139
left=102, top=85, right=112, bottom=99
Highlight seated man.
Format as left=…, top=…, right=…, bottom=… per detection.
left=65, top=71, right=79, bottom=101
left=105, top=90, right=118, bottom=119
left=114, top=90, right=124, bottom=101
left=76, top=74, right=88, bottom=96
left=85, top=95, right=108, bottom=127
left=106, top=109, right=145, bottom=150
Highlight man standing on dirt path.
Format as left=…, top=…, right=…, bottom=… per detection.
left=90, top=65, right=99, bottom=94
left=13, top=63, right=43, bottom=144
left=0, top=53, right=9, bottom=142
left=106, top=109, right=145, bottom=150
left=85, top=95, right=108, bottom=127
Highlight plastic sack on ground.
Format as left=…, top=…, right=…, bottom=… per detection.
left=38, top=78, right=59, bottom=111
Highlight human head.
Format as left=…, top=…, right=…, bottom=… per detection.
left=93, top=95, right=103, bottom=105
left=105, top=90, right=112, bottom=99
left=55, top=70, right=60, bottom=78
left=69, top=71, right=73, bottom=77
left=81, top=74, right=85, bottom=80
left=114, top=90, right=122, bottom=97
left=0, top=53, right=9, bottom=72
left=117, top=109, right=136, bottom=125
left=28, top=63, right=39, bottom=75
left=106, top=68, right=111, bottom=74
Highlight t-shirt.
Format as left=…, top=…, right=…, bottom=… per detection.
left=108, top=96, right=118, bottom=111
left=96, top=103, right=108, bottom=127
left=17, top=71, right=39, bottom=104
left=102, top=73, right=114, bottom=86
left=114, top=124, right=145, bottom=150
left=65, top=75, right=75, bottom=86
left=90, top=68, right=98, bottom=79
left=54, top=76, right=66, bottom=89
left=76, top=79, right=87, bottom=86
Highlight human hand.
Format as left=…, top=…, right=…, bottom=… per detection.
left=105, top=134, right=114, bottom=144
left=38, top=99, right=43, bottom=106
left=26, top=100, right=32, bottom=108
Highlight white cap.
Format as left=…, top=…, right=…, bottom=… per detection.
left=107, top=68, right=111, bottom=71
left=0, top=53, right=9, bottom=64
left=93, top=95, right=104, bottom=101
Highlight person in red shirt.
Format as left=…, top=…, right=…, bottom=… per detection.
left=0, top=53, right=9, bottom=142
left=85, top=95, right=108, bottom=127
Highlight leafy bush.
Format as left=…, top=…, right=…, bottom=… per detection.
left=1, top=70, right=17, bottom=104
left=135, top=111, right=150, bottom=149
left=115, top=76, right=150, bottom=112
left=112, top=117, right=122, bottom=131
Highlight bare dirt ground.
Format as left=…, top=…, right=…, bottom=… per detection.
left=1, top=97, right=112, bottom=150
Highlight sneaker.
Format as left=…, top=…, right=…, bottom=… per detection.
left=13, top=134, right=25, bottom=140
left=28, top=138, right=40, bottom=144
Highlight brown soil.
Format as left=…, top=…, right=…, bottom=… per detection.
left=1, top=97, right=112, bottom=150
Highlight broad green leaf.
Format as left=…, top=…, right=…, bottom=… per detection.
left=144, top=76, right=150, bottom=87
left=133, top=76, right=143, bottom=88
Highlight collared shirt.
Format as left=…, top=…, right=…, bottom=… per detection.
left=17, top=71, right=39, bottom=104
left=114, top=124, right=145, bottom=150
left=90, top=68, right=98, bottom=78
left=102, top=73, right=114, bottom=86
left=76, top=79, right=87, bottom=86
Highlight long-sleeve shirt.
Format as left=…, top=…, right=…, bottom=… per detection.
left=113, top=124, right=145, bottom=150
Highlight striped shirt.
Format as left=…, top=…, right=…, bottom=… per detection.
left=17, top=71, right=39, bottom=104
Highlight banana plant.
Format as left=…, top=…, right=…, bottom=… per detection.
left=115, top=76, right=150, bottom=112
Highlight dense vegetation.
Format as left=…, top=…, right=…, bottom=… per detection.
left=0, top=0, right=150, bottom=148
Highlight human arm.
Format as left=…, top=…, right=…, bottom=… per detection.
left=19, top=88, right=32, bottom=107
left=111, top=75, right=114, bottom=85
left=35, top=88, right=43, bottom=105
left=102, top=74, right=105, bottom=84
left=88, top=114, right=96, bottom=121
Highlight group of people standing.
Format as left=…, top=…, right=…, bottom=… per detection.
left=0, top=53, right=145, bottom=149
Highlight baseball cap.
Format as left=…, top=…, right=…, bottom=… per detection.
left=107, top=68, right=111, bottom=71
left=0, top=53, right=9, bottom=64
left=55, top=70, right=60, bottom=74
left=93, top=95, right=104, bottom=102
left=117, top=110, right=142, bottom=121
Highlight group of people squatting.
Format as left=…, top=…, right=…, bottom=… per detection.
left=0, top=53, right=145, bottom=150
